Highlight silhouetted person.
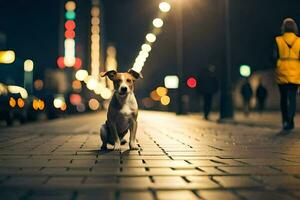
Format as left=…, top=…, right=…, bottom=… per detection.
left=240, top=80, right=253, bottom=116
left=256, top=80, right=268, bottom=113
left=198, top=65, right=218, bottom=120
left=273, top=18, right=300, bottom=131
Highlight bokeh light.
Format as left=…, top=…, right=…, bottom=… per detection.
left=72, top=80, right=82, bottom=91
left=57, top=57, right=65, bottom=69
left=240, top=65, right=251, bottom=77
left=89, top=98, right=100, bottom=111
left=153, top=18, right=164, bottom=28
left=156, top=87, right=168, bottom=97
left=34, top=79, right=43, bottom=91
left=9, top=97, right=16, bottom=108
left=0, top=50, right=15, bottom=64
left=187, top=77, right=197, bottom=88
left=65, top=11, right=76, bottom=20
left=150, top=90, right=161, bottom=101
left=141, top=44, right=151, bottom=52
left=17, top=98, right=24, bottom=108
left=146, top=33, right=156, bottom=43
left=164, top=75, right=179, bottom=89
left=160, top=95, right=170, bottom=106
left=75, top=69, right=88, bottom=81
left=53, top=97, right=64, bottom=109
left=70, top=94, right=81, bottom=105
left=159, top=2, right=171, bottom=12
left=24, top=59, right=34, bottom=72
left=65, top=20, right=76, bottom=30
left=65, top=1, right=76, bottom=11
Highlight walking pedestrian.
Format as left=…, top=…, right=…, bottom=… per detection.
left=198, top=65, right=219, bottom=120
left=274, top=18, right=300, bottom=131
left=240, top=79, right=253, bottom=116
left=256, top=79, right=268, bottom=113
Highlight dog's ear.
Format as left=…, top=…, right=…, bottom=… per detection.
left=100, top=70, right=117, bottom=80
left=128, top=69, right=143, bottom=80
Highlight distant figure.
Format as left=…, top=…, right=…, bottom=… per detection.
left=256, top=80, right=268, bottom=113
left=198, top=65, right=219, bottom=120
left=240, top=80, right=253, bottom=116
left=274, top=18, right=300, bottom=131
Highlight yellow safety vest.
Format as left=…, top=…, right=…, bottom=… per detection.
left=276, top=32, right=300, bottom=84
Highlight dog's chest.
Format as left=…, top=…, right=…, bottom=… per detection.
left=119, top=104, right=133, bottom=116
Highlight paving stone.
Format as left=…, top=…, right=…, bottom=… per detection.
left=119, top=191, right=154, bottom=200
left=212, top=176, right=263, bottom=188
left=196, top=190, right=240, bottom=200
left=238, top=190, right=296, bottom=200
left=156, top=190, right=199, bottom=200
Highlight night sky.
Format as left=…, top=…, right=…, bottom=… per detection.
left=0, top=0, right=300, bottom=95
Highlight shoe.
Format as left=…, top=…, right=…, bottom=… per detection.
left=283, top=121, right=290, bottom=131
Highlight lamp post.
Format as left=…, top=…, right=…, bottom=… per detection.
left=220, top=0, right=234, bottom=119
left=176, top=0, right=184, bottom=115
left=24, top=59, right=34, bottom=95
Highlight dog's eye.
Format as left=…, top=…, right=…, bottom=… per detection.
left=126, top=79, right=131, bottom=83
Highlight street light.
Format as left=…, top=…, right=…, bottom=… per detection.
left=153, top=18, right=164, bottom=28
left=240, top=65, right=251, bottom=77
left=141, top=44, right=151, bottom=52
left=159, top=2, right=171, bottom=12
left=0, top=50, right=15, bottom=64
left=24, top=59, right=34, bottom=95
left=24, top=59, right=34, bottom=72
left=146, top=33, right=156, bottom=43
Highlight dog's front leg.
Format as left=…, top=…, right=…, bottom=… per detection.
left=109, top=123, right=121, bottom=150
left=129, top=120, right=139, bottom=150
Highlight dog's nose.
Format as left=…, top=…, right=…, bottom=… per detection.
left=120, top=87, right=127, bottom=93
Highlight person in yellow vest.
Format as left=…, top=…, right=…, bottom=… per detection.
left=274, top=18, right=300, bottom=131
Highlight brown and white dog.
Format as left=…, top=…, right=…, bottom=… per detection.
left=99, top=69, right=143, bottom=150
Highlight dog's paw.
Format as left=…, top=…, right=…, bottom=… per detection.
left=113, top=143, right=121, bottom=151
left=129, top=142, right=139, bottom=150
left=100, top=145, right=107, bottom=151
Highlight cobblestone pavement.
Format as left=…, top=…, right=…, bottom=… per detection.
left=0, top=111, right=300, bottom=200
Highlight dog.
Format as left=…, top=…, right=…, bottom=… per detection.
left=99, top=69, right=143, bottom=150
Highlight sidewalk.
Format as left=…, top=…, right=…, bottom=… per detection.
left=193, top=111, right=300, bottom=130
left=0, top=111, right=300, bottom=199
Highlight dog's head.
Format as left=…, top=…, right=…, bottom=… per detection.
left=100, top=69, right=143, bottom=97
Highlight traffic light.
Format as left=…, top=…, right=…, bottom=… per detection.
left=186, top=77, right=197, bottom=88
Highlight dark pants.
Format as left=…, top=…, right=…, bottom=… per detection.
left=278, top=84, right=299, bottom=126
left=203, top=93, right=213, bottom=119
left=257, top=99, right=266, bottom=113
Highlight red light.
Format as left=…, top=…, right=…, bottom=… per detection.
left=70, top=94, right=81, bottom=105
left=57, top=57, right=65, bottom=69
left=65, top=30, right=75, bottom=39
left=187, top=77, right=197, bottom=88
left=65, top=20, right=76, bottom=30
left=74, top=58, right=82, bottom=69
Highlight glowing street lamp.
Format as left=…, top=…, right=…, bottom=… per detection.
left=141, top=44, right=151, bottom=52
left=146, top=33, right=156, bottom=43
left=75, top=69, right=88, bottom=81
left=153, top=18, right=164, bottom=28
left=240, top=65, right=251, bottom=78
left=24, top=59, right=34, bottom=94
left=24, top=59, right=34, bottom=72
left=159, top=2, right=171, bottom=12
left=0, top=50, right=15, bottom=64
